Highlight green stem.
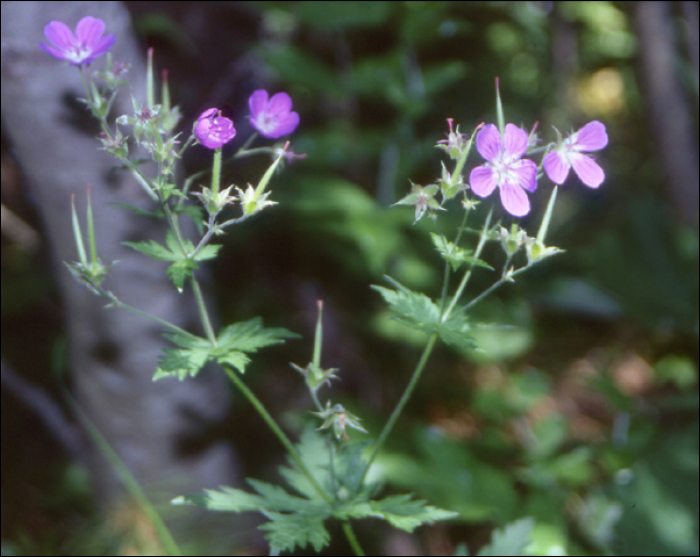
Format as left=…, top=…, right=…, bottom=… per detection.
left=359, top=333, right=438, bottom=485
left=537, top=185, right=558, bottom=244
left=342, top=521, right=365, bottom=556
left=211, top=148, right=222, bottom=196
left=452, top=260, right=539, bottom=317
left=190, top=276, right=217, bottom=346
left=102, top=290, right=200, bottom=342
left=313, top=300, right=323, bottom=369
left=441, top=207, right=493, bottom=322
left=222, top=366, right=333, bottom=505
left=86, top=186, right=98, bottom=263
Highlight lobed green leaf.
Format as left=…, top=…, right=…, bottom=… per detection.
left=260, top=510, right=330, bottom=554
left=373, top=276, right=478, bottom=350
left=123, top=239, right=179, bottom=261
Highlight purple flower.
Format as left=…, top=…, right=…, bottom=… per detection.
left=39, top=16, right=115, bottom=66
left=544, top=121, right=608, bottom=188
left=249, top=90, right=300, bottom=139
left=194, top=108, right=236, bottom=149
left=469, top=124, right=538, bottom=217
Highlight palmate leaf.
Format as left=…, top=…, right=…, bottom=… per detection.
left=174, top=426, right=335, bottom=554
left=213, top=318, right=299, bottom=373
left=125, top=230, right=221, bottom=290
left=173, top=426, right=457, bottom=555
left=152, top=318, right=297, bottom=381
left=373, top=276, right=478, bottom=351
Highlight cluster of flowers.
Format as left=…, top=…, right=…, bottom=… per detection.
left=193, top=88, right=300, bottom=148
left=469, top=121, right=608, bottom=217
left=40, top=16, right=300, bottom=145
left=40, top=15, right=608, bottom=220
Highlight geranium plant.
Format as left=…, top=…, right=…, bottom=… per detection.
left=44, top=16, right=607, bottom=556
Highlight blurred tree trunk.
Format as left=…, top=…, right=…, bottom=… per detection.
left=632, top=1, right=699, bottom=225
left=1, top=0, right=239, bottom=511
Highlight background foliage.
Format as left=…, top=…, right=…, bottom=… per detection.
left=2, top=1, right=698, bottom=555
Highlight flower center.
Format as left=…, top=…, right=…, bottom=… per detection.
left=258, top=113, right=279, bottom=133
left=491, top=153, right=520, bottom=187
left=67, top=43, right=92, bottom=64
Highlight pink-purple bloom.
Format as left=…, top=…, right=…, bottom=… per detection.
left=194, top=108, right=236, bottom=149
left=544, top=121, right=608, bottom=188
left=39, top=16, right=115, bottom=66
left=469, top=124, right=538, bottom=217
left=249, top=90, right=300, bottom=139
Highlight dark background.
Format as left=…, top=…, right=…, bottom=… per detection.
left=2, top=2, right=698, bottom=555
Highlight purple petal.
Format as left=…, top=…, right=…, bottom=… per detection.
left=500, top=182, right=530, bottom=217
left=267, top=92, right=293, bottom=115
left=511, top=158, right=538, bottom=192
left=476, top=124, right=502, bottom=163
left=265, top=111, right=300, bottom=138
left=90, top=34, right=116, bottom=59
left=198, top=108, right=218, bottom=121
left=248, top=89, right=269, bottom=117
left=544, top=151, right=571, bottom=184
left=469, top=165, right=498, bottom=198
left=76, top=16, right=105, bottom=45
left=569, top=153, right=605, bottom=188
left=43, top=21, right=74, bottom=50
left=502, top=124, right=528, bottom=160
left=574, top=121, right=607, bottom=152
left=39, top=42, right=68, bottom=60
left=194, top=119, right=212, bottom=142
